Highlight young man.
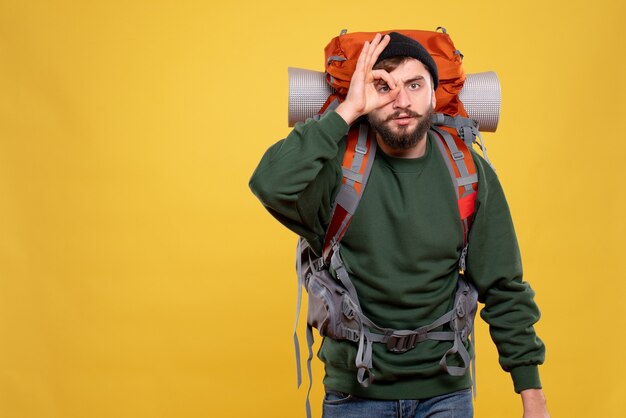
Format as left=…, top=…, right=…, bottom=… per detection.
left=250, top=32, right=548, bottom=418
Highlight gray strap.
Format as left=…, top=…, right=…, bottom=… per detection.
left=294, top=239, right=304, bottom=387
left=305, top=325, right=314, bottom=418
left=431, top=113, right=476, bottom=132
left=327, top=55, right=347, bottom=66
left=355, top=310, right=389, bottom=335
left=439, top=332, right=471, bottom=376
left=432, top=126, right=469, bottom=176
left=471, top=326, right=477, bottom=399
left=330, top=248, right=362, bottom=311
left=475, top=128, right=495, bottom=170
left=432, top=113, right=446, bottom=125
left=432, top=129, right=460, bottom=201
left=424, top=308, right=456, bottom=331
left=334, top=184, right=359, bottom=215
left=457, top=174, right=478, bottom=187
left=425, top=331, right=456, bottom=340
left=460, top=126, right=474, bottom=149
left=326, top=97, right=340, bottom=113
left=432, top=126, right=474, bottom=196
left=342, top=167, right=363, bottom=183
left=349, top=123, right=369, bottom=176
left=355, top=327, right=374, bottom=387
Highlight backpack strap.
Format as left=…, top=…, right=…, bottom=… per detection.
left=294, top=238, right=316, bottom=418
left=430, top=114, right=479, bottom=272
left=321, top=122, right=377, bottom=264
left=430, top=114, right=480, bottom=396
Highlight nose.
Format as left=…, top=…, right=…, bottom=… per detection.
left=393, top=87, right=410, bottom=109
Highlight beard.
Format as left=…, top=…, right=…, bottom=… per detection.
left=367, top=106, right=434, bottom=150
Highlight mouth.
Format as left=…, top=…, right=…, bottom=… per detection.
left=392, top=115, right=416, bottom=126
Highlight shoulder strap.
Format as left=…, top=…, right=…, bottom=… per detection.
left=430, top=113, right=479, bottom=271
left=321, top=122, right=376, bottom=264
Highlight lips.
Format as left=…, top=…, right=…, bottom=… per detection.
left=385, top=110, right=421, bottom=127
left=392, top=115, right=415, bottom=126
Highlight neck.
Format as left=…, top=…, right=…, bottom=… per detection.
left=375, top=132, right=428, bottom=158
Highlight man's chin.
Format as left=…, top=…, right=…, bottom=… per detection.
left=369, top=112, right=432, bottom=150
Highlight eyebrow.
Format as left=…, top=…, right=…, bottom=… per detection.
left=403, top=76, right=426, bottom=85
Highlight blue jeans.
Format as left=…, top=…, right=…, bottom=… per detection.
left=322, top=388, right=473, bottom=418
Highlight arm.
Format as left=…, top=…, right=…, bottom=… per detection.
left=249, top=33, right=397, bottom=250
left=464, top=156, right=548, bottom=414
left=249, top=111, right=349, bottom=250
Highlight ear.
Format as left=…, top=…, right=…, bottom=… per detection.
left=431, top=89, right=437, bottom=109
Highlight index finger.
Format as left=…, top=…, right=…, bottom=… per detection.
left=372, top=69, right=397, bottom=90
left=364, top=33, right=391, bottom=71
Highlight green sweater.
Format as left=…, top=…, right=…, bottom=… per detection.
left=249, top=111, right=545, bottom=399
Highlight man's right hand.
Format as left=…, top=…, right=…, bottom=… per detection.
left=335, top=33, right=398, bottom=125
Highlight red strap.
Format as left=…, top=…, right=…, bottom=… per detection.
left=322, top=125, right=372, bottom=260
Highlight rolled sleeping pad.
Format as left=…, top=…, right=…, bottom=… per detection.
left=288, top=67, right=501, bottom=132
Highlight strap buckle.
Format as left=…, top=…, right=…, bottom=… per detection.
left=342, top=296, right=357, bottom=319
left=341, top=326, right=359, bottom=342
left=386, top=332, right=420, bottom=353
left=355, top=143, right=368, bottom=154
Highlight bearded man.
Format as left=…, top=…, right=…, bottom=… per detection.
left=250, top=32, right=548, bottom=418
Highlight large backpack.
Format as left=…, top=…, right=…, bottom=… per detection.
left=292, top=28, right=491, bottom=417
left=321, top=28, right=469, bottom=119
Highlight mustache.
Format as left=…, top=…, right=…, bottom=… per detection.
left=384, top=109, right=423, bottom=122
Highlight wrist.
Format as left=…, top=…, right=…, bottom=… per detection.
left=521, top=389, right=546, bottom=402
left=521, top=389, right=549, bottom=417
left=335, top=102, right=361, bottom=125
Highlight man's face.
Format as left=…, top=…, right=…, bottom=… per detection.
left=367, top=58, right=436, bottom=150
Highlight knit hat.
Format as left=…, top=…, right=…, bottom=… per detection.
left=375, top=32, right=439, bottom=90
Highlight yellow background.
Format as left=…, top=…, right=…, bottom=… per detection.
left=1, top=0, right=625, bottom=417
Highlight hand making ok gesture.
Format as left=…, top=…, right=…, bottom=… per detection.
left=335, top=33, right=398, bottom=125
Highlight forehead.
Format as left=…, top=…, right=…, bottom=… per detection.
left=388, top=58, right=430, bottom=82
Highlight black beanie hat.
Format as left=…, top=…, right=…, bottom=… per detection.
left=375, top=32, right=439, bottom=90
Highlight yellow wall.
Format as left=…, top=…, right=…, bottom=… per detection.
left=1, top=0, right=624, bottom=417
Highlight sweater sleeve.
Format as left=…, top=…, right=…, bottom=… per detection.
left=465, top=155, right=546, bottom=393
left=249, top=111, right=349, bottom=253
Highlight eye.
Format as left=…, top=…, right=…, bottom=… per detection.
left=377, top=84, right=390, bottom=93
left=409, top=82, right=421, bottom=90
